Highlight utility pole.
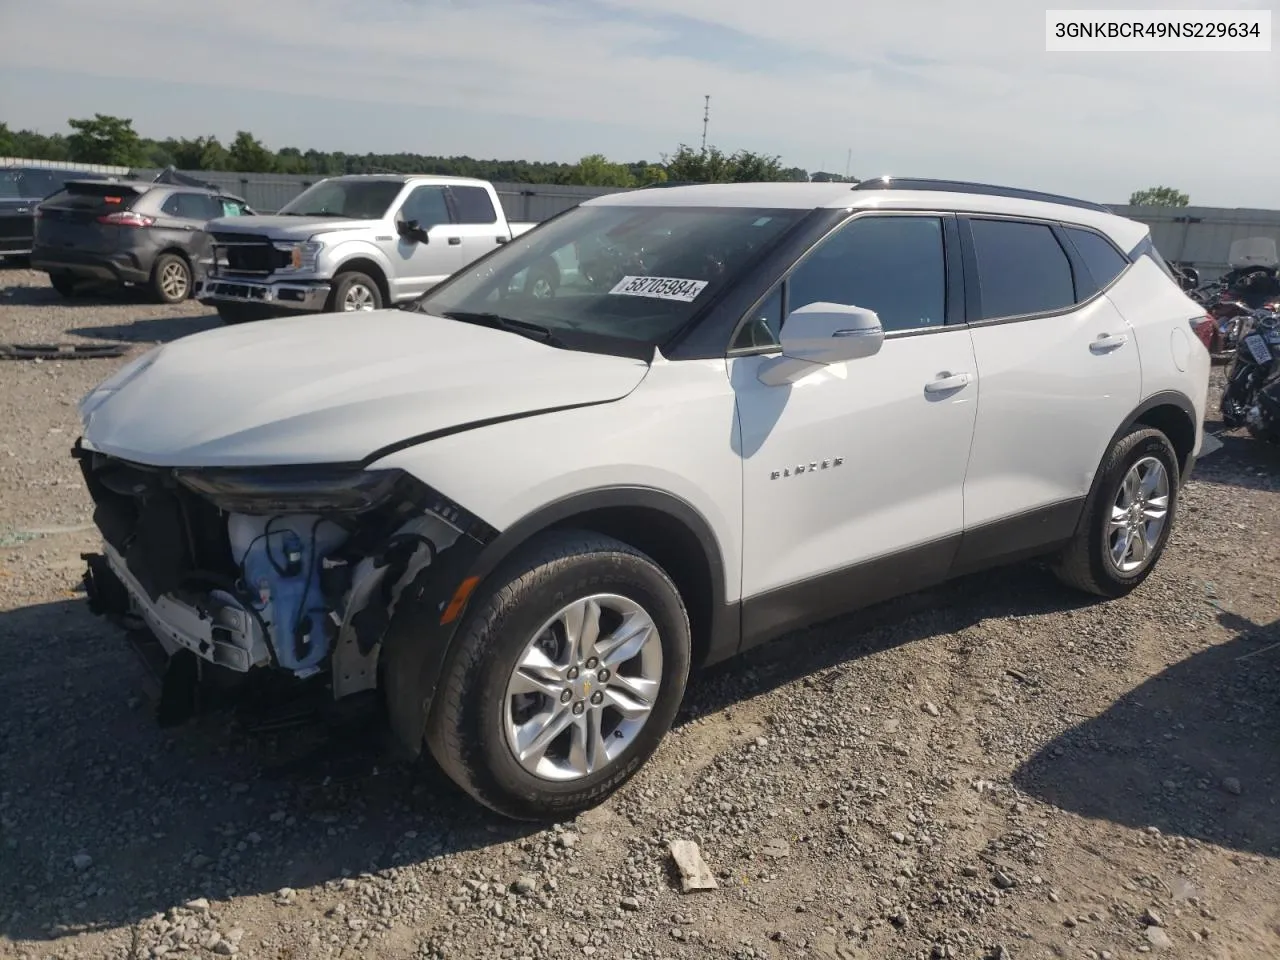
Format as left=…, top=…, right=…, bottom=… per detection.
left=701, top=96, right=710, bottom=153
left=844, top=148, right=852, bottom=180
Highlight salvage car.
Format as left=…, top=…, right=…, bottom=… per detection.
left=75, top=177, right=1210, bottom=820
left=31, top=179, right=253, bottom=303
left=194, top=174, right=538, bottom=323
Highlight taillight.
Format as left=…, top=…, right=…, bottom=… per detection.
left=97, top=211, right=154, bottom=228
left=1190, top=316, right=1215, bottom=351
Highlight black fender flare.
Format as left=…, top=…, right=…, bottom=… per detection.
left=381, top=485, right=735, bottom=759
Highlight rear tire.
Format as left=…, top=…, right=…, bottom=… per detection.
left=328, top=271, right=383, bottom=313
left=49, top=273, right=81, bottom=298
left=151, top=253, right=192, bottom=304
left=425, top=530, right=691, bottom=821
left=1052, top=426, right=1180, bottom=598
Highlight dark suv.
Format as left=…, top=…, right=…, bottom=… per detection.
left=31, top=180, right=254, bottom=303
left=1, top=167, right=114, bottom=259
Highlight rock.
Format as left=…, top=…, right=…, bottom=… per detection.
left=993, top=871, right=1016, bottom=890
left=1221, top=777, right=1242, bottom=796
left=1143, top=907, right=1164, bottom=927
left=669, top=840, right=718, bottom=893
left=891, top=911, right=910, bottom=929
left=762, top=838, right=790, bottom=859
left=922, top=702, right=941, bottom=717
left=225, top=927, right=245, bottom=943
left=213, top=941, right=236, bottom=956
left=512, top=875, right=537, bottom=895
left=890, top=832, right=907, bottom=844
left=755, top=736, right=768, bottom=748
left=558, top=832, right=580, bottom=850
left=960, top=865, right=979, bottom=878
left=71, top=853, right=93, bottom=871
left=1146, top=927, right=1173, bottom=950
left=620, top=896, right=641, bottom=911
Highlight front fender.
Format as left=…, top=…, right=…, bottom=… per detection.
left=317, top=237, right=394, bottom=278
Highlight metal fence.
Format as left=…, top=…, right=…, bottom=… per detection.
left=6, top=157, right=1279, bottom=275
left=127, top=169, right=625, bottom=222
left=1108, top=205, right=1280, bottom=281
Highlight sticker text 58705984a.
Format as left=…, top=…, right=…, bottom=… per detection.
left=608, top=275, right=709, bottom=303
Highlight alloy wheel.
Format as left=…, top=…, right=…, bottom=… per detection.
left=1107, top=456, right=1170, bottom=574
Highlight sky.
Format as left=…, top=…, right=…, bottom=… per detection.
left=1, top=0, right=1277, bottom=207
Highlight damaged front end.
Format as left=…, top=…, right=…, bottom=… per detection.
left=73, top=441, right=495, bottom=736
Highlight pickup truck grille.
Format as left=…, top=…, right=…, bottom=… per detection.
left=210, top=232, right=291, bottom=276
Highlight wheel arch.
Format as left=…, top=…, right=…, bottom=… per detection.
left=464, top=486, right=736, bottom=672
left=1121, top=390, right=1199, bottom=480
left=333, top=256, right=391, bottom=306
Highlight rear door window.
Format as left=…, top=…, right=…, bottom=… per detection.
left=449, top=185, right=498, bottom=224
left=169, top=192, right=220, bottom=220
left=968, top=218, right=1076, bottom=320
left=218, top=198, right=249, bottom=217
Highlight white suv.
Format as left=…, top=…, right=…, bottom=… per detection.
left=74, top=177, right=1210, bottom=820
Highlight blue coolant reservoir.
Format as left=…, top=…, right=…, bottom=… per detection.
left=227, top=514, right=349, bottom=675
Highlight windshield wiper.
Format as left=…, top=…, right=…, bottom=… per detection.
left=438, top=310, right=562, bottom=345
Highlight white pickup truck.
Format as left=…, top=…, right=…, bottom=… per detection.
left=195, top=174, right=537, bottom=323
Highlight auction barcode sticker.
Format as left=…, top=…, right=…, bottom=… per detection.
left=1046, top=9, right=1271, bottom=51
left=609, top=275, right=709, bottom=302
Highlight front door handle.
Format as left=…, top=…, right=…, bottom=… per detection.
left=447, top=236, right=462, bottom=245
left=924, top=372, right=971, bottom=394
left=1090, top=332, right=1128, bottom=353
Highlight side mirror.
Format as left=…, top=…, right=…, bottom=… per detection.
left=758, top=302, right=884, bottom=386
left=397, top=218, right=429, bottom=244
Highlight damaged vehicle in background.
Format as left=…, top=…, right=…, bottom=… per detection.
left=75, top=177, right=1209, bottom=821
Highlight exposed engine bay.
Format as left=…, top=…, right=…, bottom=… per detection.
left=73, top=443, right=495, bottom=710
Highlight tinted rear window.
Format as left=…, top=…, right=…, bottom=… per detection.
left=42, top=183, right=144, bottom=214
left=450, top=185, right=498, bottom=224
left=1, top=170, right=103, bottom=200
left=1064, top=226, right=1129, bottom=296
left=969, top=218, right=1075, bottom=320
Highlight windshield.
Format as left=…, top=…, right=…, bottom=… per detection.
left=277, top=179, right=403, bottom=219
left=416, top=204, right=806, bottom=354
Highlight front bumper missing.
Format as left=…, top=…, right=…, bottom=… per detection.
left=196, top=277, right=331, bottom=311
left=99, top=541, right=270, bottom=672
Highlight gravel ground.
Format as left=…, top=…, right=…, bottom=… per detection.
left=1, top=265, right=1278, bottom=960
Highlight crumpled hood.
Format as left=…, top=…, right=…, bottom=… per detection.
left=206, top=215, right=380, bottom=240
left=79, top=310, right=650, bottom=467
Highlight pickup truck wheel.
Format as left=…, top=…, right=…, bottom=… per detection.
left=151, top=253, right=192, bottom=304
left=425, top=530, right=691, bottom=821
left=1052, top=426, right=1180, bottom=598
left=329, top=271, right=382, bottom=313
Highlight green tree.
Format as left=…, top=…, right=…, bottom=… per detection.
left=565, top=153, right=636, bottom=187
left=227, top=131, right=276, bottom=173
left=66, top=114, right=146, bottom=165
left=1128, top=186, right=1190, bottom=207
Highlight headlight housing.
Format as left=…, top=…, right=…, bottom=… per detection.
left=273, top=240, right=323, bottom=272
left=175, top=466, right=404, bottom=515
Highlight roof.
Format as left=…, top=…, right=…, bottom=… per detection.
left=584, top=179, right=1148, bottom=249
left=322, top=173, right=494, bottom=186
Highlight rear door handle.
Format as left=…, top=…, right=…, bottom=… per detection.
left=924, top=372, right=971, bottom=394
left=447, top=236, right=461, bottom=245
left=1090, top=332, right=1128, bottom=353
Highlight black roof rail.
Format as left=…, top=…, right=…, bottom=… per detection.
left=852, top=176, right=1111, bottom=214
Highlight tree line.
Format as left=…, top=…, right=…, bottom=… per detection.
left=1, top=114, right=857, bottom=187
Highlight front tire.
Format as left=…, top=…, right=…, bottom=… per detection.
left=425, top=530, right=691, bottom=821
left=328, top=271, right=383, bottom=313
left=1052, top=426, right=1180, bottom=598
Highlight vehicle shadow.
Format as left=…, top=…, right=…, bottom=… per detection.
left=1011, top=614, right=1280, bottom=858
left=0, top=598, right=538, bottom=944
left=677, top=562, right=1097, bottom=725
left=1190, top=429, right=1280, bottom=495
left=0, top=562, right=1092, bottom=943
left=67, top=312, right=223, bottom=344
left=0, top=282, right=137, bottom=308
